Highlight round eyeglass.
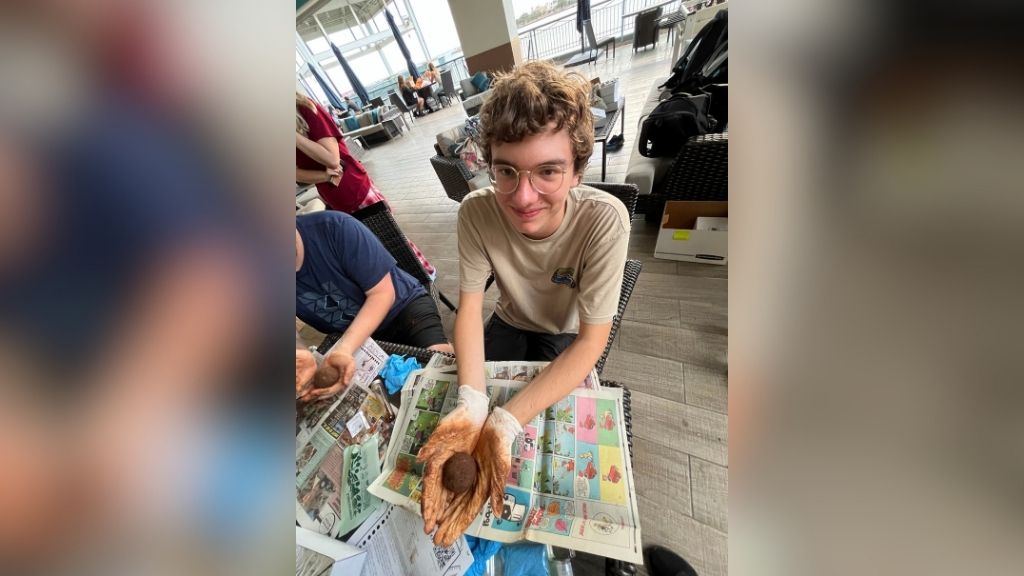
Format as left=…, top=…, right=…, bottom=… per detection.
left=488, top=164, right=567, bottom=195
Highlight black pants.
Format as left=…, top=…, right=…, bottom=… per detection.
left=483, top=315, right=576, bottom=362
left=372, top=294, right=447, bottom=348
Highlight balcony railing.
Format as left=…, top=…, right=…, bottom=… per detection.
left=519, top=0, right=679, bottom=62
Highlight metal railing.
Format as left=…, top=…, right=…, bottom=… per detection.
left=519, top=0, right=679, bottom=62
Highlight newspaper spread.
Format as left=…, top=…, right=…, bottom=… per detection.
left=367, top=362, right=642, bottom=564
left=296, top=338, right=395, bottom=537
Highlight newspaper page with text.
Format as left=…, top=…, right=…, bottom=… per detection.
left=295, top=338, right=394, bottom=537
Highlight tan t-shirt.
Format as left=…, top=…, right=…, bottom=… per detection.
left=458, top=185, right=630, bottom=334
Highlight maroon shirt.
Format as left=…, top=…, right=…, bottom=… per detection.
left=296, top=101, right=372, bottom=212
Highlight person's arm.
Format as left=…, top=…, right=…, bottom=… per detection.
left=453, top=290, right=487, bottom=395
left=502, top=319, right=611, bottom=425
left=295, top=132, right=341, bottom=170
left=299, top=273, right=395, bottom=401
left=296, top=167, right=341, bottom=185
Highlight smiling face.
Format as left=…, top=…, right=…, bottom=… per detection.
left=490, top=125, right=581, bottom=239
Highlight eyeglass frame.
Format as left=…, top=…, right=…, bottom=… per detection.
left=487, top=162, right=570, bottom=195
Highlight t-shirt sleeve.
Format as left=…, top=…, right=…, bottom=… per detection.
left=328, top=214, right=395, bottom=292
left=457, top=200, right=492, bottom=293
left=301, top=103, right=343, bottom=142
left=577, top=214, right=629, bottom=325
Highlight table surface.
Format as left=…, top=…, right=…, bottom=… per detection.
left=594, top=100, right=624, bottom=142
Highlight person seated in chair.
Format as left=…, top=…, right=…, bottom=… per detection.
left=397, top=74, right=426, bottom=116
left=416, top=61, right=629, bottom=547
left=295, top=211, right=453, bottom=401
left=343, top=95, right=362, bottom=114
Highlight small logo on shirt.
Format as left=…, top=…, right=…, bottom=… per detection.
left=551, top=267, right=577, bottom=288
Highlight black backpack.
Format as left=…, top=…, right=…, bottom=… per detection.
left=661, top=10, right=728, bottom=94
left=637, top=93, right=714, bottom=158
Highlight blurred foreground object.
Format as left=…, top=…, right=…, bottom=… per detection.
left=0, top=0, right=293, bottom=574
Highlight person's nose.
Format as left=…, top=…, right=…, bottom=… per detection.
left=510, top=171, right=539, bottom=206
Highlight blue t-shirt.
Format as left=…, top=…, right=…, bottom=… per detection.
left=296, top=212, right=425, bottom=335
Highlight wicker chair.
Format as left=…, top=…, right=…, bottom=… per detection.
left=430, top=155, right=476, bottom=203
left=647, top=132, right=728, bottom=221
left=590, top=182, right=639, bottom=221
left=350, top=201, right=456, bottom=312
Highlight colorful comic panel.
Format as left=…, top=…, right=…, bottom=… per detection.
left=530, top=495, right=575, bottom=536
left=508, top=457, right=535, bottom=490
left=512, top=424, right=538, bottom=460
left=405, top=410, right=440, bottom=456
left=573, top=441, right=599, bottom=500
left=481, top=486, right=532, bottom=533
left=393, top=452, right=424, bottom=477
left=541, top=421, right=576, bottom=459
left=595, top=399, right=620, bottom=446
left=598, top=445, right=626, bottom=504
left=575, top=397, right=598, bottom=445
left=535, top=454, right=575, bottom=498
left=544, top=396, right=575, bottom=423
left=415, top=379, right=451, bottom=412
left=385, top=467, right=422, bottom=499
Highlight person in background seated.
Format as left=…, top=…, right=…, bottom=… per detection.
left=343, top=95, right=362, bottom=114
left=397, top=74, right=426, bottom=116
left=424, top=61, right=442, bottom=84
left=296, top=90, right=435, bottom=275
left=295, top=211, right=453, bottom=401
left=417, top=61, right=629, bottom=547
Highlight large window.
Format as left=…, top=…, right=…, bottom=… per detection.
left=409, top=0, right=461, bottom=58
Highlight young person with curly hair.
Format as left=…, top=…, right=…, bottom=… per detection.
left=416, top=61, right=630, bottom=547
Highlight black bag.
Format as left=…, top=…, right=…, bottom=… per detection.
left=660, top=10, right=728, bottom=94
left=637, top=93, right=713, bottom=158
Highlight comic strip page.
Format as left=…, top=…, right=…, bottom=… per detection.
left=367, top=368, right=642, bottom=562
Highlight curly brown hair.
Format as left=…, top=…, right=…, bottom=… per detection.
left=478, top=61, right=594, bottom=173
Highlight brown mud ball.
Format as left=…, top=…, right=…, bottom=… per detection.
left=442, top=452, right=478, bottom=494
left=313, top=365, right=340, bottom=389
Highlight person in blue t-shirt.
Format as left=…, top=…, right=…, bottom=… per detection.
left=296, top=212, right=452, bottom=401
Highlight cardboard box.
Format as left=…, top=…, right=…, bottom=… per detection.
left=654, top=201, right=728, bottom=264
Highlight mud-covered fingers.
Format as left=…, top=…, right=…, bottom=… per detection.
left=439, top=488, right=486, bottom=547
left=489, top=458, right=510, bottom=514
left=421, top=460, right=447, bottom=532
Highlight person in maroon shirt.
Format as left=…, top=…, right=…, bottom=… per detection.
left=295, top=92, right=434, bottom=275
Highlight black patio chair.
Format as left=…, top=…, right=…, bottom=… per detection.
left=388, top=91, right=416, bottom=126
left=430, top=154, right=476, bottom=203
left=437, top=69, right=457, bottom=107
left=350, top=201, right=456, bottom=312
left=646, top=132, right=728, bottom=221
left=633, top=7, right=663, bottom=53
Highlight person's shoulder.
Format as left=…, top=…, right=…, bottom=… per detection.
left=297, top=210, right=359, bottom=236
left=458, top=188, right=498, bottom=218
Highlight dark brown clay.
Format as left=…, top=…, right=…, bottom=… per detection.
left=313, top=365, right=340, bottom=389
left=442, top=452, right=478, bottom=494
